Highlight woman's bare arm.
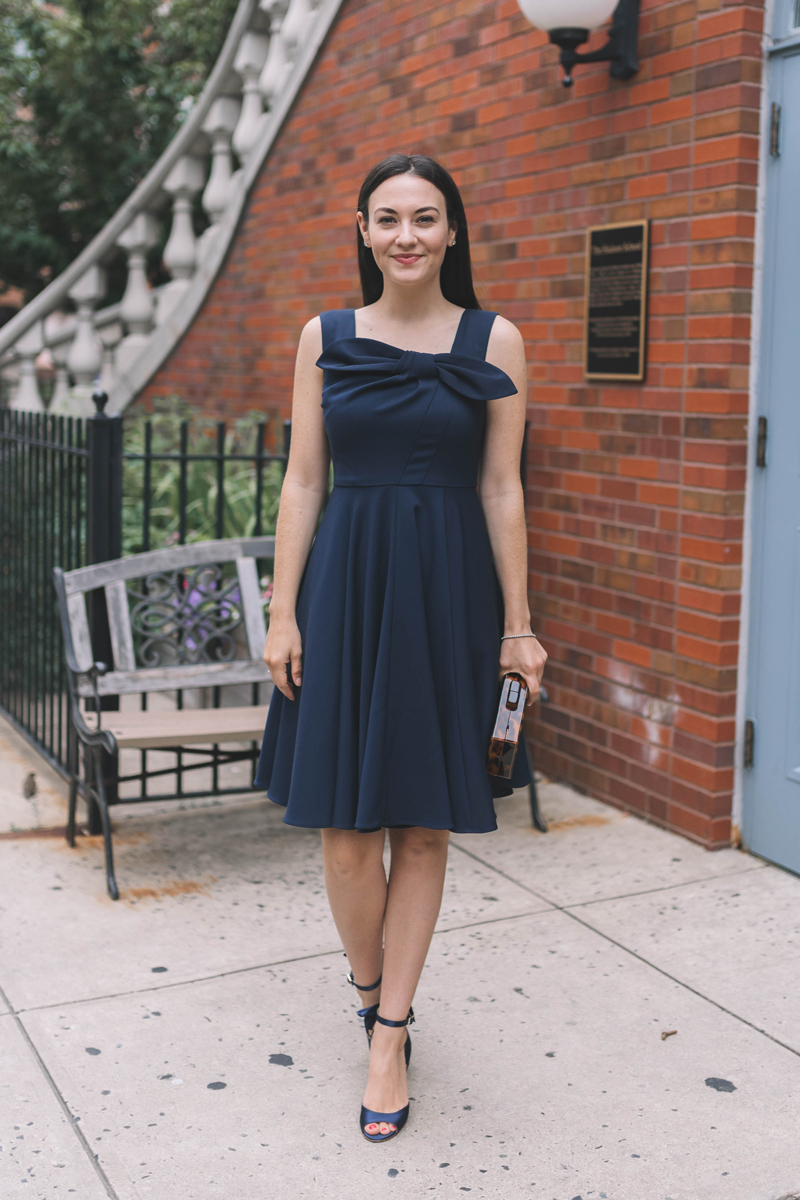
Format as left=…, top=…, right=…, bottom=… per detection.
left=263, top=317, right=330, bottom=699
left=479, top=316, right=547, bottom=704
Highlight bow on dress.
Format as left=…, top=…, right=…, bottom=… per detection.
left=317, top=338, right=518, bottom=402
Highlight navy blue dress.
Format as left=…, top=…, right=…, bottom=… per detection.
left=254, top=306, right=532, bottom=833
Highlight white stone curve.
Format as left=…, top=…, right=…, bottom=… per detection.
left=0, top=0, right=259, bottom=360
left=107, top=0, right=346, bottom=415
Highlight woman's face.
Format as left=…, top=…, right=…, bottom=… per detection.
left=357, top=173, right=456, bottom=293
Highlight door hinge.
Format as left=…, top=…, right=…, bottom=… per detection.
left=756, top=416, right=767, bottom=468
left=770, top=102, right=781, bottom=157
left=743, top=719, right=755, bottom=768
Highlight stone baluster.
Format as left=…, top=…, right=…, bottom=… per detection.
left=156, top=155, right=206, bottom=326
left=258, top=1, right=291, bottom=106
left=198, top=97, right=242, bottom=264
left=232, top=33, right=270, bottom=163
left=50, top=336, right=71, bottom=410
left=281, top=0, right=315, bottom=58
left=62, top=265, right=106, bottom=416
left=116, top=212, right=159, bottom=376
left=10, top=320, right=45, bottom=412
left=99, top=321, right=123, bottom=394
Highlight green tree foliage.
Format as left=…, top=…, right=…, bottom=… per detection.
left=0, top=0, right=238, bottom=303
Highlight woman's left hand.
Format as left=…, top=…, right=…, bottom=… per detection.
left=499, top=634, right=547, bottom=707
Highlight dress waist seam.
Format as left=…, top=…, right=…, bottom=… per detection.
left=331, top=482, right=478, bottom=490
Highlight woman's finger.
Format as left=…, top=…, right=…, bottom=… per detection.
left=267, top=661, right=295, bottom=701
left=263, top=621, right=303, bottom=701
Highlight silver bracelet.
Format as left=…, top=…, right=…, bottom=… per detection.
left=501, top=633, right=538, bottom=640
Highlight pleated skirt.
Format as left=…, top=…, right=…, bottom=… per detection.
left=254, top=483, right=532, bottom=832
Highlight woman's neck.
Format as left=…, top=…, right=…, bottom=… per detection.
left=366, top=282, right=458, bottom=325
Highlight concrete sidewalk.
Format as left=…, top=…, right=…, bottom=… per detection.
left=1, top=713, right=799, bottom=1200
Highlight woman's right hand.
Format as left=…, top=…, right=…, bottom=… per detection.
left=263, top=615, right=303, bottom=701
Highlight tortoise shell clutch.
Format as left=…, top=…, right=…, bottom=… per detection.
left=487, top=672, right=528, bottom=779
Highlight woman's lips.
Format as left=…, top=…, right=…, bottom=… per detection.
left=393, top=254, right=422, bottom=264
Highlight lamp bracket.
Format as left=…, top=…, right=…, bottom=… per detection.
left=549, top=0, right=640, bottom=87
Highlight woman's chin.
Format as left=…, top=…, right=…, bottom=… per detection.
left=386, top=264, right=442, bottom=287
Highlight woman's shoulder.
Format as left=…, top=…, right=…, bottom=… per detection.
left=299, top=309, right=357, bottom=364
left=484, top=311, right=526, bottom=377
left=485, top=311, right=523, bottom=351
left=301, top=309, right=354, bottom=332
left=310, top=309, right=356, bottom=340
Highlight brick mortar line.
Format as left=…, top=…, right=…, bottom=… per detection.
left=0, top=981, right=120, bottom=1200
left=450, top=840, right=800, bottom=1060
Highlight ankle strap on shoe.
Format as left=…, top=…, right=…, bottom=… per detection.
left=375, top=1006, right=415, bottom=1028
left=346, top=970, right=382, bottom=992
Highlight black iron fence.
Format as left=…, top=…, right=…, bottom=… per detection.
left=0, top=411, right=89, bottom=774
left=0, top=399, right=289, bottom=790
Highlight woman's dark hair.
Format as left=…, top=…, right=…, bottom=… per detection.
left=356, top=153, right=480, bottom=309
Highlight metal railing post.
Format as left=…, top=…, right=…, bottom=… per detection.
left=85, top=389, right=123, bottom=828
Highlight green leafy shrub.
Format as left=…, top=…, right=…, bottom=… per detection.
left=122, top=398, right=285, bottom=556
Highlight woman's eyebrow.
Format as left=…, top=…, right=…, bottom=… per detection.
left=373, top=206, right=440, bottom=215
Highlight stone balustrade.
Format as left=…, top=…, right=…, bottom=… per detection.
left=1, top=0, right=343, bottom=416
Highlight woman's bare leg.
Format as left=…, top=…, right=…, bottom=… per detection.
left=362, top=827, right=450, bottom=1134
left=320, top=828, right=387, bottom=1009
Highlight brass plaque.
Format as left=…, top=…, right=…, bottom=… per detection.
left=584, top=219, right=649, bottom=382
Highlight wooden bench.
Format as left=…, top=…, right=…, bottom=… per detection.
left=53, top=537, right=276, bottom=899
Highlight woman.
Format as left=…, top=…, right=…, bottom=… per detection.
left=256, top=153, right=547, bottom=1143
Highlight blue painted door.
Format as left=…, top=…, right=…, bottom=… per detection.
left=744, top=25, right=800, bottom=873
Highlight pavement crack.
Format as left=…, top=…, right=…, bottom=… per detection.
left=450, top=841, right=800, bottom=1061
left=562, top=905, right=800, bottom=1060
left=559, top=864, right=767, bottom=909
left=0, top=981, right=121, bottom=1199
left=8, top=908, right=556, bottom=1016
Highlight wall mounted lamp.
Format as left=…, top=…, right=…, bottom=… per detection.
left=517, top=0, right=641, bottom=88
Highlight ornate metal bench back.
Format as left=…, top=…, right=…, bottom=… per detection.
left=54, top=537, right=275, bottom=698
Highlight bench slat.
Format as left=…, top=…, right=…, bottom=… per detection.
left=76, top=659, right=272, bottom=698
left=63, top=537, right=276, bottom=595
left=236, top=557, right=267, bottom=659
left=101, top=704, right=271, bottom=749
left=105, top=579, right=136, bottom=670
left=67, top=592, right=93, bottom=672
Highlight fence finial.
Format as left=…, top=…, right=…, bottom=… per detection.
left=92, top=389, right=109, bottom=415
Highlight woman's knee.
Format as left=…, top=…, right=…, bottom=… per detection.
left=390, top=827, right=450, bottom=860
left=322, top=829, right=383, bottom=879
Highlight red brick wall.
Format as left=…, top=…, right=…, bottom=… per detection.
left=140, top=0, right=765, bottom=848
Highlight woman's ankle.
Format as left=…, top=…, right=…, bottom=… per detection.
left=369, top=1022, right=407, bottom=1051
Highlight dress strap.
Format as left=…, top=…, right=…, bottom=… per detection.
left=450, top=308, right=497, bottom=361
left=320, top=308, right=356, bottom=351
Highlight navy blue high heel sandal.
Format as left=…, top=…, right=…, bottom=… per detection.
left=359, top=1009, right=415, bottom=1144
left=346, top=969, right=382, bottom=1046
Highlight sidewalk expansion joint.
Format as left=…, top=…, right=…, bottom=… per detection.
left=450, top=841, right=800, bottom=1061
left=5, top=907, right=556, bottom=1017
left=0, top=981, right=121, bottom=1200
left=559, top=863, right=766, bottom=909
